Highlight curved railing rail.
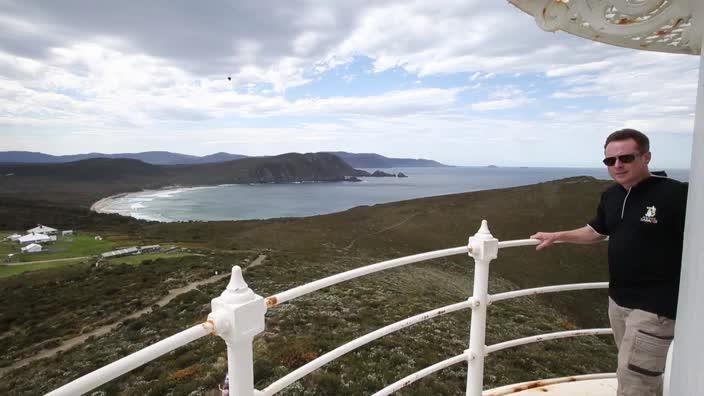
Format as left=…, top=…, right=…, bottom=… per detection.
left=46, top=220, right=611, bottom=396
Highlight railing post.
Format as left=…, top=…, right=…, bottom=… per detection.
left=208, top=266, right=266, bottom=396
left=465, top=220, right=499, bottom=396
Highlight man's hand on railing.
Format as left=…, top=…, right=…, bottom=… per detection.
left=531, top=226, right=606, bottom=250
left=530, top=232, right=561, bottom=250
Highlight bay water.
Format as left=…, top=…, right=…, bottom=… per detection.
left=96, top=167, right=689, bottom=222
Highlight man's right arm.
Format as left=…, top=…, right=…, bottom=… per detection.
left=530, top=225, right=606, bottom=251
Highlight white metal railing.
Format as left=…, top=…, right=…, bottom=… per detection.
left=46, top=220, right=612, bottom=396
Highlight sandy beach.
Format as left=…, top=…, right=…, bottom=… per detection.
left=89, top=193, right=129, bottom=213
left=89, top=185, right=208, bottom=217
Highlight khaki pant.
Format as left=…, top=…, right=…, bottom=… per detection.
left=608, top=297, right=675, bottom=396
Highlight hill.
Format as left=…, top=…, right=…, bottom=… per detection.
left=0, top=151, right=247, bottom=165
left=326, top=151, right=449, bottom=168
left=0, top=153, right=368, bottom=207
left=0, top=151, right=450, bottom=168
left=0, top=176, right=616, bottom=395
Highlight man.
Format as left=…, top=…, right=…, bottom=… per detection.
left=531, top=129, right=688, bottom=396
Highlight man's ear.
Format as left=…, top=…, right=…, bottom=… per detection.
left=643, top=151, right=652, bottom=164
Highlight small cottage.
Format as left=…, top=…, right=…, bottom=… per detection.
left=21, top=243, right=42, bottom=253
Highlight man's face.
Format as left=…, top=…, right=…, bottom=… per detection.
left=604, top=139, right=651, bottom=188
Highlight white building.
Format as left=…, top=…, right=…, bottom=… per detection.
left=18, top=233, right=54, bottom=245
left=6, top=234, right=22, bottom=241
left=139, top=245, right=161, bottom=254
left=100, top=247, right=139, bottom=259
left=21, top=243, right=42, bottom=253
left=61, top=230, right=74, bottom=236
left=27, top=225, right=57, bottom=235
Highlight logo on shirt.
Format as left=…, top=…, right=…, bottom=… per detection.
left=641, top=206, right=658, bottom=224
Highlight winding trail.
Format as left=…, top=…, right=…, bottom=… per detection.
left=3, top=256, right=91, bottom=266
left=344, top=214, right=418, bottom=250
left=0, top=254, right=266, bottom=377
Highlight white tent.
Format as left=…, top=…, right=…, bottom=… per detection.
left=27, top=225, right=57, bottom=235
left=18, top=233, right=52, bottom=244
left=21, top=243, right=42, bottom=253
left=7, top=234, right=22, bottom=241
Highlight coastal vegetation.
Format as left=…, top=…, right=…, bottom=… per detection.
left=0, top=175, right=616, bottom=395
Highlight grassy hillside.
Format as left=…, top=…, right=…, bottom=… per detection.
left=0, top=176, right=616, bottom=395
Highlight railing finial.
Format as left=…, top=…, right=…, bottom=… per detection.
left=220, top=266, right=256, bottom=304
left=478, top=219, right=491, bottom=236
left=208, top=266, right=266, bottom=396
left=468, top=220, right=498, bottom=261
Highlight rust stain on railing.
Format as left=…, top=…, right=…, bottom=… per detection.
left=205, top=319, right=216, bottom=335
left=484, top=376, right=578, bottom=395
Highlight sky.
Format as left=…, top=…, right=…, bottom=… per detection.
left=0, top=0, right=699, bottom=168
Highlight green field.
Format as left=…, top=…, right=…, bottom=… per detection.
left=0, top=253, right=195, bottom=278
left=1, top=234, right=116, bottom=262
left=0, top=259, right=90, bottom=278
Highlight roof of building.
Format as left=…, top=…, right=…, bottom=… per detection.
left=100, top=246, right=140, bottom=258
left=21, top=243, right=42, bottom=251
left=27, top=225, right=57, bottom=233
left=18, top=234, right=51, bottom=243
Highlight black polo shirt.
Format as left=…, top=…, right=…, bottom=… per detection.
left=588, top=174, right=688, bottom=319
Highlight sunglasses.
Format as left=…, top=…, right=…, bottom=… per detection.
left=602, top=153, right=640, bottom=166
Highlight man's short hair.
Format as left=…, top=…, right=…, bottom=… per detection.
left=604, top=128, right=650, bottom=153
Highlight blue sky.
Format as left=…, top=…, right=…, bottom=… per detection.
left=0, top=1, right=699, bottom=168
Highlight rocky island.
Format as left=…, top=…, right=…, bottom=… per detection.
left=368, top=170, right=396, bottom=177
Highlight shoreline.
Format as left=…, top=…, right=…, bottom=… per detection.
left=89, top=193, right=130, bottom=213
left=87, top=179, right=366, bottom=215
left=90, top=184, right=193, bottom=213
left=83, top=170, right=671, bottom=223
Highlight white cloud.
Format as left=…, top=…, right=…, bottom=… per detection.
left=545, top=61, right=613, bottom=77
left=471, top=86, right=534, bottom=111
left=0, top=0, right=698, bottom=168
left=470, top=97, right=533, bottom=111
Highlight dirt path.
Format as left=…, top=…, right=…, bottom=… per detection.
left=0, top=254, right=266, bottom=377
left=3, top=256, right=91, bottom=266
left=344, top=214, right=418, bottom=250
left=3, top=252, right=209, bottom=267
left=244, top=254, right=266, bottom=271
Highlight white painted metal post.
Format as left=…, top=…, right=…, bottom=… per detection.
left=669, top=8, right=704, bottom=395
left=465, top=220, right=498, bottom=396
left=208, top=266, right=266, bottom=396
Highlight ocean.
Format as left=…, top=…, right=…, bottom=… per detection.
left=94, top=167, right=690, bottom=222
